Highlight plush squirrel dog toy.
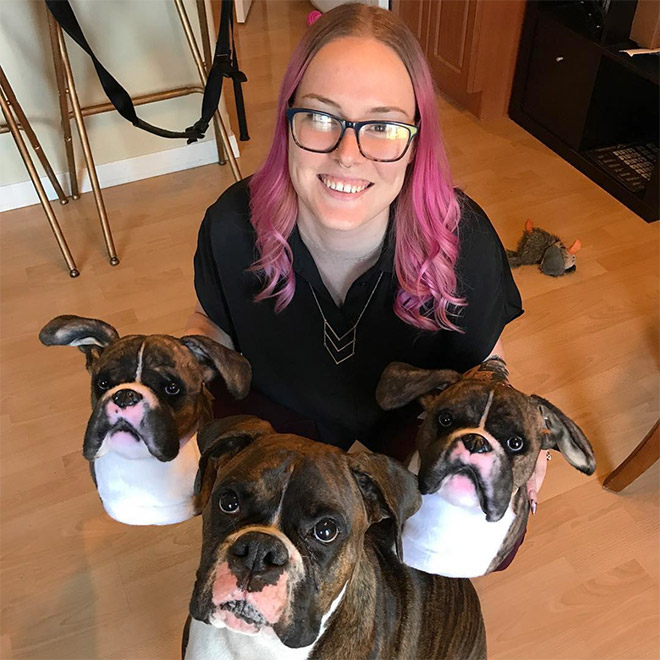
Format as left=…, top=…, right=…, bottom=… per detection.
left=39, top=315, right=251, bottom=526
left=376, top=358, right=596, bottom=577
left=507, top=219, right=581, bottom=276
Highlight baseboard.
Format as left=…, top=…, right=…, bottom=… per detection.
left=0, top=135, right=240, bottom=213
left=235, top=0, right=254, bottom=23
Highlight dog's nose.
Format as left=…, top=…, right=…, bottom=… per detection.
left=111, top=388, right=143, bottom=409
left=230, top=532, right=289, bottom=574
left=462, top=433, right=492, bottom=454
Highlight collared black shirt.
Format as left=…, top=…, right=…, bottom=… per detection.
left=194, top=177, right=523, bottom=452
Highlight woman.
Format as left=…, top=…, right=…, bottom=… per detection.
left=185, top=4, right=544, bottom=504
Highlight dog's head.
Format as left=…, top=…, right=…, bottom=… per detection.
left=190, top=415, right=420, bottom=648
left=376, top=358, right=595, bottom=522
left=39, top=315, right=251, bottom=462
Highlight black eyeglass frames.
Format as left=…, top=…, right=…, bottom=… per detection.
left=285, top=108, right=418, bottom=163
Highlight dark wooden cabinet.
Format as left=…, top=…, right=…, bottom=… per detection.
left=393, top=0, right=526, bottom=120
left=510, top=1, right=659, bottom=222
left=521, top=12, right=601, bottom=148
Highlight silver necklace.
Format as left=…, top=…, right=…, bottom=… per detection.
left=309, top=272, right=384, bottom=365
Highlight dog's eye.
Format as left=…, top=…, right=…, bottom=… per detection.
left=438, top=410, right=453, bottom=427
left=219, top=490, right=240, bottom=514
left=506, top=436, right=525, bottom=452
left=165, top=381, right=181, bottom=396
left=313, top=518, right=338, bottom=543
left=97, top=378, right=111, bottom=391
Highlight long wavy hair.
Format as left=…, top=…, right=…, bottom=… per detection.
left=249, top=3, right=464, bottom=331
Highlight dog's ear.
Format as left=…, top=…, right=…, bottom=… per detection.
left=349, top=452, right=421, bottom=559
left=181, top=335, right=251, bottom=399
left=39, top=315, right=119, bottom=371
left=531, top=395, right=596, bottom=475
left=376, top=362, right=461, bottom=411
left=194, top=415, right=273, bottom=512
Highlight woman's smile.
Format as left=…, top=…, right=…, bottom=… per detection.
left=318, top=174, right=373, bottom=196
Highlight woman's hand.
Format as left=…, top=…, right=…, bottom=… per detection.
left=185, top=301, right=235, bottom=349
left=526, top=450, right=549, bottom=515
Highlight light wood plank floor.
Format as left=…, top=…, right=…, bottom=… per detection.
left=1, top=1, right=658, bottom=658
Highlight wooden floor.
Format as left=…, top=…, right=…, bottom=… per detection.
left=1, top=1, right=658, bottom=658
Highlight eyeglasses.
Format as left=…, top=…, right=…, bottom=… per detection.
left=285, top=108, right=418, bottom=163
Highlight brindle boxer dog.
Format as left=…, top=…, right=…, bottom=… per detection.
left=376, top=358, right=596, bottom=577
left=39, top=314, right=251, bottom=525
left=183, top=415, right=486, bottom=660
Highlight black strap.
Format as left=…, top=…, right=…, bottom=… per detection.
left=204, top=0, right=249, bottom=141
left=45, top=0, right=249, bottom=143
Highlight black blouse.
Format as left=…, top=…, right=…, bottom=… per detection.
left=194, top=177, right=523, bottom=453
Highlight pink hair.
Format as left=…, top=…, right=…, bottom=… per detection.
left=249, top=4, right=464, bottom=331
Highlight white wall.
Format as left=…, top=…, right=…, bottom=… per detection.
left=0, top=0, right=236, bottom=209
left=308, top=0, right=389, bottom=13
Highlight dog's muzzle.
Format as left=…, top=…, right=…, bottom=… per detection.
left=208, top=530, right=295, bottom=635
left=84, top=382, right=180, bottom=461
left=229, top=532, right=289, bottom=589
left=418, top=430, right=513, bottom=521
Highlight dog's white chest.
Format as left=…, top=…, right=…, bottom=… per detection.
left=94, top=435, right=200, bottom=525
left=402, top=492, right=516, bottom=577
left=184, top=619, right=313, bottom=660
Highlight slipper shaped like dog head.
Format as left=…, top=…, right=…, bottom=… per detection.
left=376, top=358, right=595, bottom=576
left=39, top=314, right=251, bottom=525
left=187, top=415, right=420, bottom=651
left=377, top=358, right=595, bottom=523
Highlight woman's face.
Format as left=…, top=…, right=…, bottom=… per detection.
left=288, top=37, right=416, bottom=236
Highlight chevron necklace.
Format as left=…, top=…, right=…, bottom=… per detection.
left=309, top=272, right=384, bottom=365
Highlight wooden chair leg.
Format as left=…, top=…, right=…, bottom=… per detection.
left=55, top=24, right=120, bottom=266
left=603, top=419, right=660, bottom=492
left=0, top=67, right=68, bottom=205
left=0, top=68, right=79, bottom=277
left=47, top=13, right=79, bottom=200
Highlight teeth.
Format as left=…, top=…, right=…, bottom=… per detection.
left=220, top=600, right=266, bottom=626
left=321, top=176, right=369, bottom=194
